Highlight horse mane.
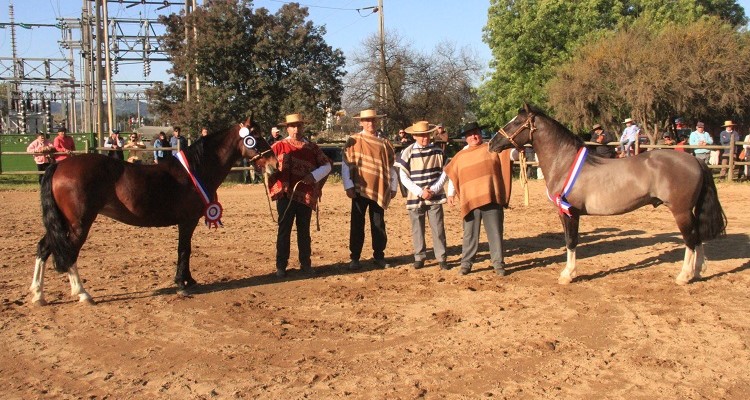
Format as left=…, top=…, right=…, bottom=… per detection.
left=525, top=104, right=586, bottom=149
left=181, top=124, right=240, bottom=178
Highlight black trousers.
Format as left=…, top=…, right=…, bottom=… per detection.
left=36, top=163, right=50, bottom=184
left=349, top=195, right=387, bottom=261
left=276, top=197, right=313, bottom=270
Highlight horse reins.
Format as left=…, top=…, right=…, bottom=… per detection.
left=497, top=114, right=536, bottom=150
left=248, top=149, right=273, bottom=163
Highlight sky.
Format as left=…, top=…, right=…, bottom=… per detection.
left=2, top=0, right=750, bottom=86
left=0, top=0, right=492, bottom=85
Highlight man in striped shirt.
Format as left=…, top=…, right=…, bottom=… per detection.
left=396, top=121, right=450, bottom=270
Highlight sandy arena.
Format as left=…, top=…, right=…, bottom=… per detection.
left=0, top=180, right=748, bottom=399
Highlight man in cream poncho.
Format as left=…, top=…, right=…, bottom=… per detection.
left=342, top=109, right=398, bottom=270
left=444, top=122, right=512, bottom=276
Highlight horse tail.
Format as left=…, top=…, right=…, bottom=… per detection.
left=40, top=163, right=74, bottom=272
left=694, top=161, right=727, bottom=242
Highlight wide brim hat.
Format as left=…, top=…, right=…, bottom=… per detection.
left=353, top=109, right=387, bottom=119
left=460, top=121, right=483, bottom=136
left=279, top=113, right=305, bottom=126
left=721, top=120, right=737, bottom=127
left=591, top=124, right=603, bottom=131
left=622, top=118, right=634, bottom=124
left=404, top=121, right=437, bottom=136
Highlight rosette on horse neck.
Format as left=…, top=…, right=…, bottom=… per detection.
left=489, top=104, right=726, bottom=286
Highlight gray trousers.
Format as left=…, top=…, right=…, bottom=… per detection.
left=461, top=203, right=504, bottom=269
left=408, top=203, right=447, bottom=262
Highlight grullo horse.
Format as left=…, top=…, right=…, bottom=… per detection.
left=489, top=105, right=726, bottom=285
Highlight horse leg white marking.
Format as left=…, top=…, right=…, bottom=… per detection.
left=558, top=248, right=577, bottom=285
left=694, top=243, right=706, bottom=279
left=676, top=246, right=696, bottom=285
left=29, top=257, right=47, bottom=305
left=67, top=264, right=94, bottom=304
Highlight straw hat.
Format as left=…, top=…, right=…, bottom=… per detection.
left=622, top=118, right=634, bottom=124
left=721, top=120, right=737, bottom=127
left=353, top=109, right=387, bottom=119
left=279, top=113, right=305, bottom=126
left=404, top=121, right=437, bottom=136
left=591, top=124, right=603, bottom=131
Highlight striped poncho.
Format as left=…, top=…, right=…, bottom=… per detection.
left=344, top=132, right=396, bottom=209
left=444, top=143, right=512, bottom=218
left=395, top=142, right=446, bottom=210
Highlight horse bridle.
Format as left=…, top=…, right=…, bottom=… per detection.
left=497, top=114, right=536, bottom=150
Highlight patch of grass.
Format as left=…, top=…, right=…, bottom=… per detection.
left=0, top=174, right=40, bottom=190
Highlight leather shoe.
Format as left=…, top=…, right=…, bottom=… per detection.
left=275, top=268, right=287, bottom=278
left=301, top=265, right=316, bottom=276
left=494, top=265, right=506, bottom=276
left=348, top=260, right=361, bottom=270
left=439, top=261, right=451, bottom=270
left=412, top=260, right=425, bottom=269
left=374, top=258, right=392, bottom=269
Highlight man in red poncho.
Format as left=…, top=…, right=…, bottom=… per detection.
left=267, top=113, right=332, bottom=278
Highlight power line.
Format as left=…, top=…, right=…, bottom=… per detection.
left=264, top=0, right=376, bottom=13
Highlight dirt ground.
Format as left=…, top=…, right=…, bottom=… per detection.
left=0, top=180, right=748, bottom=399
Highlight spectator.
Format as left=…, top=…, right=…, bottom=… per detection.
left=200, top=127, right=209, bottom=137
left=719, top=120, right=741, bottom=178
left=267, top=113, right=332, bottom=277
left=104, top=130, right=125, bottom=160
left=343, top=109, right=398, bottom=270
left=153, top=131, right=171, bottom=164
left=53, top=126, right=75, bottom=162
left=433, top=124, right=449, bottom=152
left=396, top=121, right=449, bottom=270
left=444, top=122, right=513, bottom=276
left=742, top=132, right=750, bottom=179
left=619, top=118, right=639, bottom=157
left=26, top=132, right=54, bottom=183
left=170, top=126, right=188, bottom=155
left=267, top=126, right=282, bottom=145
left=658, top=134, right=676, bottom=147
left=590, top=124, right=616, bottom=158
left=124, top=133, right=147, bottom=164
left=397, top=129, right=413, bottom=145
left=689, top=122, right=713, bottom=164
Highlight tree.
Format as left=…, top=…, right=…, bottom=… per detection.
left=547, top=17, right=750, bottom=143
left=148, top=1, right=345, bottom=136
left=344, top=32, right=482, bottom=137
left=477, top=0, right=748, bottom=126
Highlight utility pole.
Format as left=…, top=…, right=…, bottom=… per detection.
left=378, top=0, right=385, bottom=111
left=102, top=0, right=116, bottom=134
left=185, top=0, right=192, bottom=102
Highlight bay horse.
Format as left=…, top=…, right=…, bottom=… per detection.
left=489, top=104, right=726, bottom=285
left=30, top=119, right=277, bottom=305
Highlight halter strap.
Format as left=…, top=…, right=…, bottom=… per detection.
left=497, top=115, right=536, bottom=150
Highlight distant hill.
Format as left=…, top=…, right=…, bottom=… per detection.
left=48, top=100, right=151, bottom=118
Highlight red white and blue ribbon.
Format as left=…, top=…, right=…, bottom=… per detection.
left=547, top=147, right=588, bottom=217
left=175, top=150, right=223, bottom=228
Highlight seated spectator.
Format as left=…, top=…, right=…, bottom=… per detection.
left=124, top=133, right=147, bottom=164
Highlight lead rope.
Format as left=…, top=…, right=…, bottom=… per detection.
left=263, top=179, right=321, bottom=231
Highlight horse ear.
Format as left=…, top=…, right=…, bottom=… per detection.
left=523, top=103, right=530, bottom=114
left=243, top=116, right=251, bottom=127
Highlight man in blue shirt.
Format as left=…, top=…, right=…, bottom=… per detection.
left=170, top=126, right=188, bottom=155
left=689, top=122, right=713, bottom=164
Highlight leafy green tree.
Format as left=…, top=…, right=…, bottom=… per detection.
left=149, top=1, right=345, bottom=136
left=478, top=0, right=747, bottom=126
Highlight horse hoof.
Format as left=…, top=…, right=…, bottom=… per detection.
left=558, top=276, right=573, bottom=285
left=80, top=297, right=96, bottom=305
left=31, top=298, right=47, bottom=307
left=176, top=289, right=192, bottom=298
left=675, top=277, right=691, bottom=285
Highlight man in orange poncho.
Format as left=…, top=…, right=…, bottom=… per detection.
left=444, top=122, right=512, bottom=276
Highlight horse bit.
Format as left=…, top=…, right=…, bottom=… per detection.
left=497, top=114, right=536, bottom=150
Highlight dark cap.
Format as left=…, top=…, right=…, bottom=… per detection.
left=112, top=129, right=120, bottom=134
left=696, top=122, right=705, bottom=128
left=460, top=121, right=483, bottom=136
left=56, top=126, right=67, bottom=133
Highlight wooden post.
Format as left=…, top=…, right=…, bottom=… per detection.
left=728, top=134, right=736, bottom=182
